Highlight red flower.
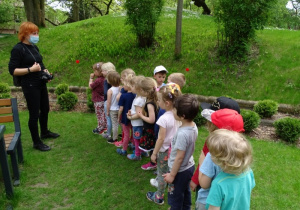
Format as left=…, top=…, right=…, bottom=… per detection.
left=186, top=68, right=189, bottom=71
left=76, top=60, right=80, bottom=64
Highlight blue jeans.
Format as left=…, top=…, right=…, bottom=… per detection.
left=104, top=101, right=112, bottom=137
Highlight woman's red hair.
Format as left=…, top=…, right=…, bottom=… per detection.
left=18, top=22, right=39, bottom=42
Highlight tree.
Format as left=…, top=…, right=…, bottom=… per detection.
left=175, top=0, right=183, bottom=58
left=23, top=0, right=46, bottom=27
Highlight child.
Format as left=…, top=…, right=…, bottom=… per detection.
left=146, top=83, right=181, bottom=205
left=195, top=108, right=245, bottom=210
left=89, top=62, right=106, bottom=134
left=190, top=96, right=241, bottom=196
left=101, top=62, right=116, bottom=140
left=167, top=73, right=186, bottom=89
left=116, top=74, right=136, bottom=155
left=126, top=75, right=146, bottom=160
left=204, top=129, right=255, bottom=210
left=153, top=65, right=168, bottom=89
left=163, top=94, right=200, bottom=210
left=106, top=71, right=121, bottom=144
left=115, top=68, right=136, bottom=147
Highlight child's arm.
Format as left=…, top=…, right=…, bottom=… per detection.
left=208, top=206, right=220, bottom=210
left=116, top=92, right=122, bottom=102
left=151, top=126, right=166, bottom=163
left=88, top=73, right=94, bottom=89
left=118, top=106, right=124, bottom=123
left=199, top=174, right=212, bottom=189
left=137, top=103, right=156, bottom=124
left=106, top=89, right=112, bottom=116
left=163, top=149, right=185, bottom=183
left=128, top=105, right=142, bottom=120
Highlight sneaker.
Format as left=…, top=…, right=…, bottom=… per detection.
left=101, top=133, right=110, bottom=139
left=127, top=154, right=141, bottom=161
left=98, top=129, right=106, bottom=134
left=33, top=143, right=51, bottom=151
left=114, top=141, right=123, bottom=147
left=92, top=128, right=100, bottom=134
left=107, top=138, right=117, bottom=144
left=41, top=130, right=60, bottom=139
left=150, top=178, right=158, bottom=188
left=116, top=148, right=127, bottom=156
left=146, top=192, right=164, bottom=205
left=141, top=162, right=157, bottom=170
left=141, top=151, right=150, bottom=157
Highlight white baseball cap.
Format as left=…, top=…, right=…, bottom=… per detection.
left=153, top=65, right=168, bottom=75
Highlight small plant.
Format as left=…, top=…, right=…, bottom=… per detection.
left=253, top=100, right=278, bottom=118
left=86, top=88, right=94, bottom=112
left=194, top=107, right=207, bottom=127
left=57, top=92, right=78, bottom=111
left=55, top=83, right=69, bottom=96
left=0, top=82, right=11, bottom=99
left=274, top=118, right=300, bottom=143
left=241, top=109, right=261, bottom=133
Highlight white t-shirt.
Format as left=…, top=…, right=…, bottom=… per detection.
left=130, top=96, right=146, bottom=126
left=156, top=111, right=181, bottom=153
left=168, top=124, right=198, bottom=172
left=110, top=86, right=120, bottom=111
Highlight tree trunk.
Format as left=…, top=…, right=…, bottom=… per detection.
left=72, top=0, right=80, bottom=22
left=175, top=0, right=183, bottom=58
left=23, top=0, right=46, bottom=27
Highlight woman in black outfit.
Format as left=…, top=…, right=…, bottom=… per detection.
left=8, top=22, right=59, bottom=151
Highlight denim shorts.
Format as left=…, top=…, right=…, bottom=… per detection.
left=132, top=126, right=143, bottom=140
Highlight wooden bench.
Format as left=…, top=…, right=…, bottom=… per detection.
left=0, top=125, right=14, bottom=198
left=0, top=98, right=24, bottom=188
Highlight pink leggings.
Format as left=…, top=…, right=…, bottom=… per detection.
left=121, top=123, right=133, bottom=151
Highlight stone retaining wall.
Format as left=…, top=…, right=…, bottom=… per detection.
left=10, top=86, right=300, bottom=115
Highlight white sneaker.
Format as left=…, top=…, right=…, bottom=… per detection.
left=150, top=178, right=158, bottom=188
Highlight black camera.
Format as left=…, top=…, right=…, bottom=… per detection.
left=40, top=71, right=54, bottom=81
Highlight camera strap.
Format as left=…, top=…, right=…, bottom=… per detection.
left=22, top=43, right=41, bottom=63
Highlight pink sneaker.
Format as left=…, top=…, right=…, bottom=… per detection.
left=141, top=162, right=157, bottom=170
left=114, top=141, right=123, bottom=147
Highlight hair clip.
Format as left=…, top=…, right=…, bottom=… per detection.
left=168, top=92, right=173, bottom=98
left=96, top=63, right=100, bottom=69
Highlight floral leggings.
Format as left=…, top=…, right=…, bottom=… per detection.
left=94, top=101, right=106, bottom=131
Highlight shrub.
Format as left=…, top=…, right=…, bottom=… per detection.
left=241, top=109, right=261, bottom=133
left=86, top=88, right=94, bottom=112
left=274, top=118, right=300, bottom=143
left=0, top=82, right=11, bottom=99
left=194, top=107, right=207, bottom=127
left=55, top=83, right=69, bottom=96
left=253, top=100, right=278, bottom=118
left=57, top=92, right=78, bottom=111
left=213, top=0, right=276, bottom=59
left=124, top=0, right=163, bottom=48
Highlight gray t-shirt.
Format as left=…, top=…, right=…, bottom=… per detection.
left=168, top=123, right=198, bottom=172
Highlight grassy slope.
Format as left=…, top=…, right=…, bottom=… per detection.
left=0, top=8, right=299, bottom=104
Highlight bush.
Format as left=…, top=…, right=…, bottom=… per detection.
left=274, top=118, right=300, bottom=143
left=213, top=0, right=276, bottom=59
left=55, top=83, right=69, bottom=96
left=57, top=92, right=78, bottom=111
left=253, top=100, right=278, bottom=118
left=86, top=88, right=94, bottom=112
left=241, top=109, right=261, bottom=133
left=0, top=82, right=11, bottom=99
left=124, top=0, right=163, bottom=48
left=194, top=107, right=207, bottom=127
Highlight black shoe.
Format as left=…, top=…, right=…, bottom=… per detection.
left=41, top=130, right=60, bottom=139
left=33, top=143, right=51, bottom=151
left=107, top=138, right=117, bottom=144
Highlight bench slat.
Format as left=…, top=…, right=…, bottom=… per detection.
left=0, top=99, right=12, bottom=106
left=0, top=115, right=13, bottom=123
left=0, top=107, right=13, bottom=114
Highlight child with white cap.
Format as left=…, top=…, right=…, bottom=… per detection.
left=153, top=65, right=168, bottom=89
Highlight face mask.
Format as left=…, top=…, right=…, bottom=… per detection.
left=29, top=35, right=39, bottom=44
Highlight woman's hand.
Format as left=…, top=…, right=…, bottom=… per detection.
left=30, top=62, right=41, bottom=72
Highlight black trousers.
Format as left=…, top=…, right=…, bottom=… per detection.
left=22, top=85, right=49, bottom=145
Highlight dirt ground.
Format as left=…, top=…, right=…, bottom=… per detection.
left=11, top=91, right=300, bottom=147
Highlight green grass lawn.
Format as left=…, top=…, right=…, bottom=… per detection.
left=1, top=111, right=299, bottom=209
left=0, top=8, right=299, bottom=105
